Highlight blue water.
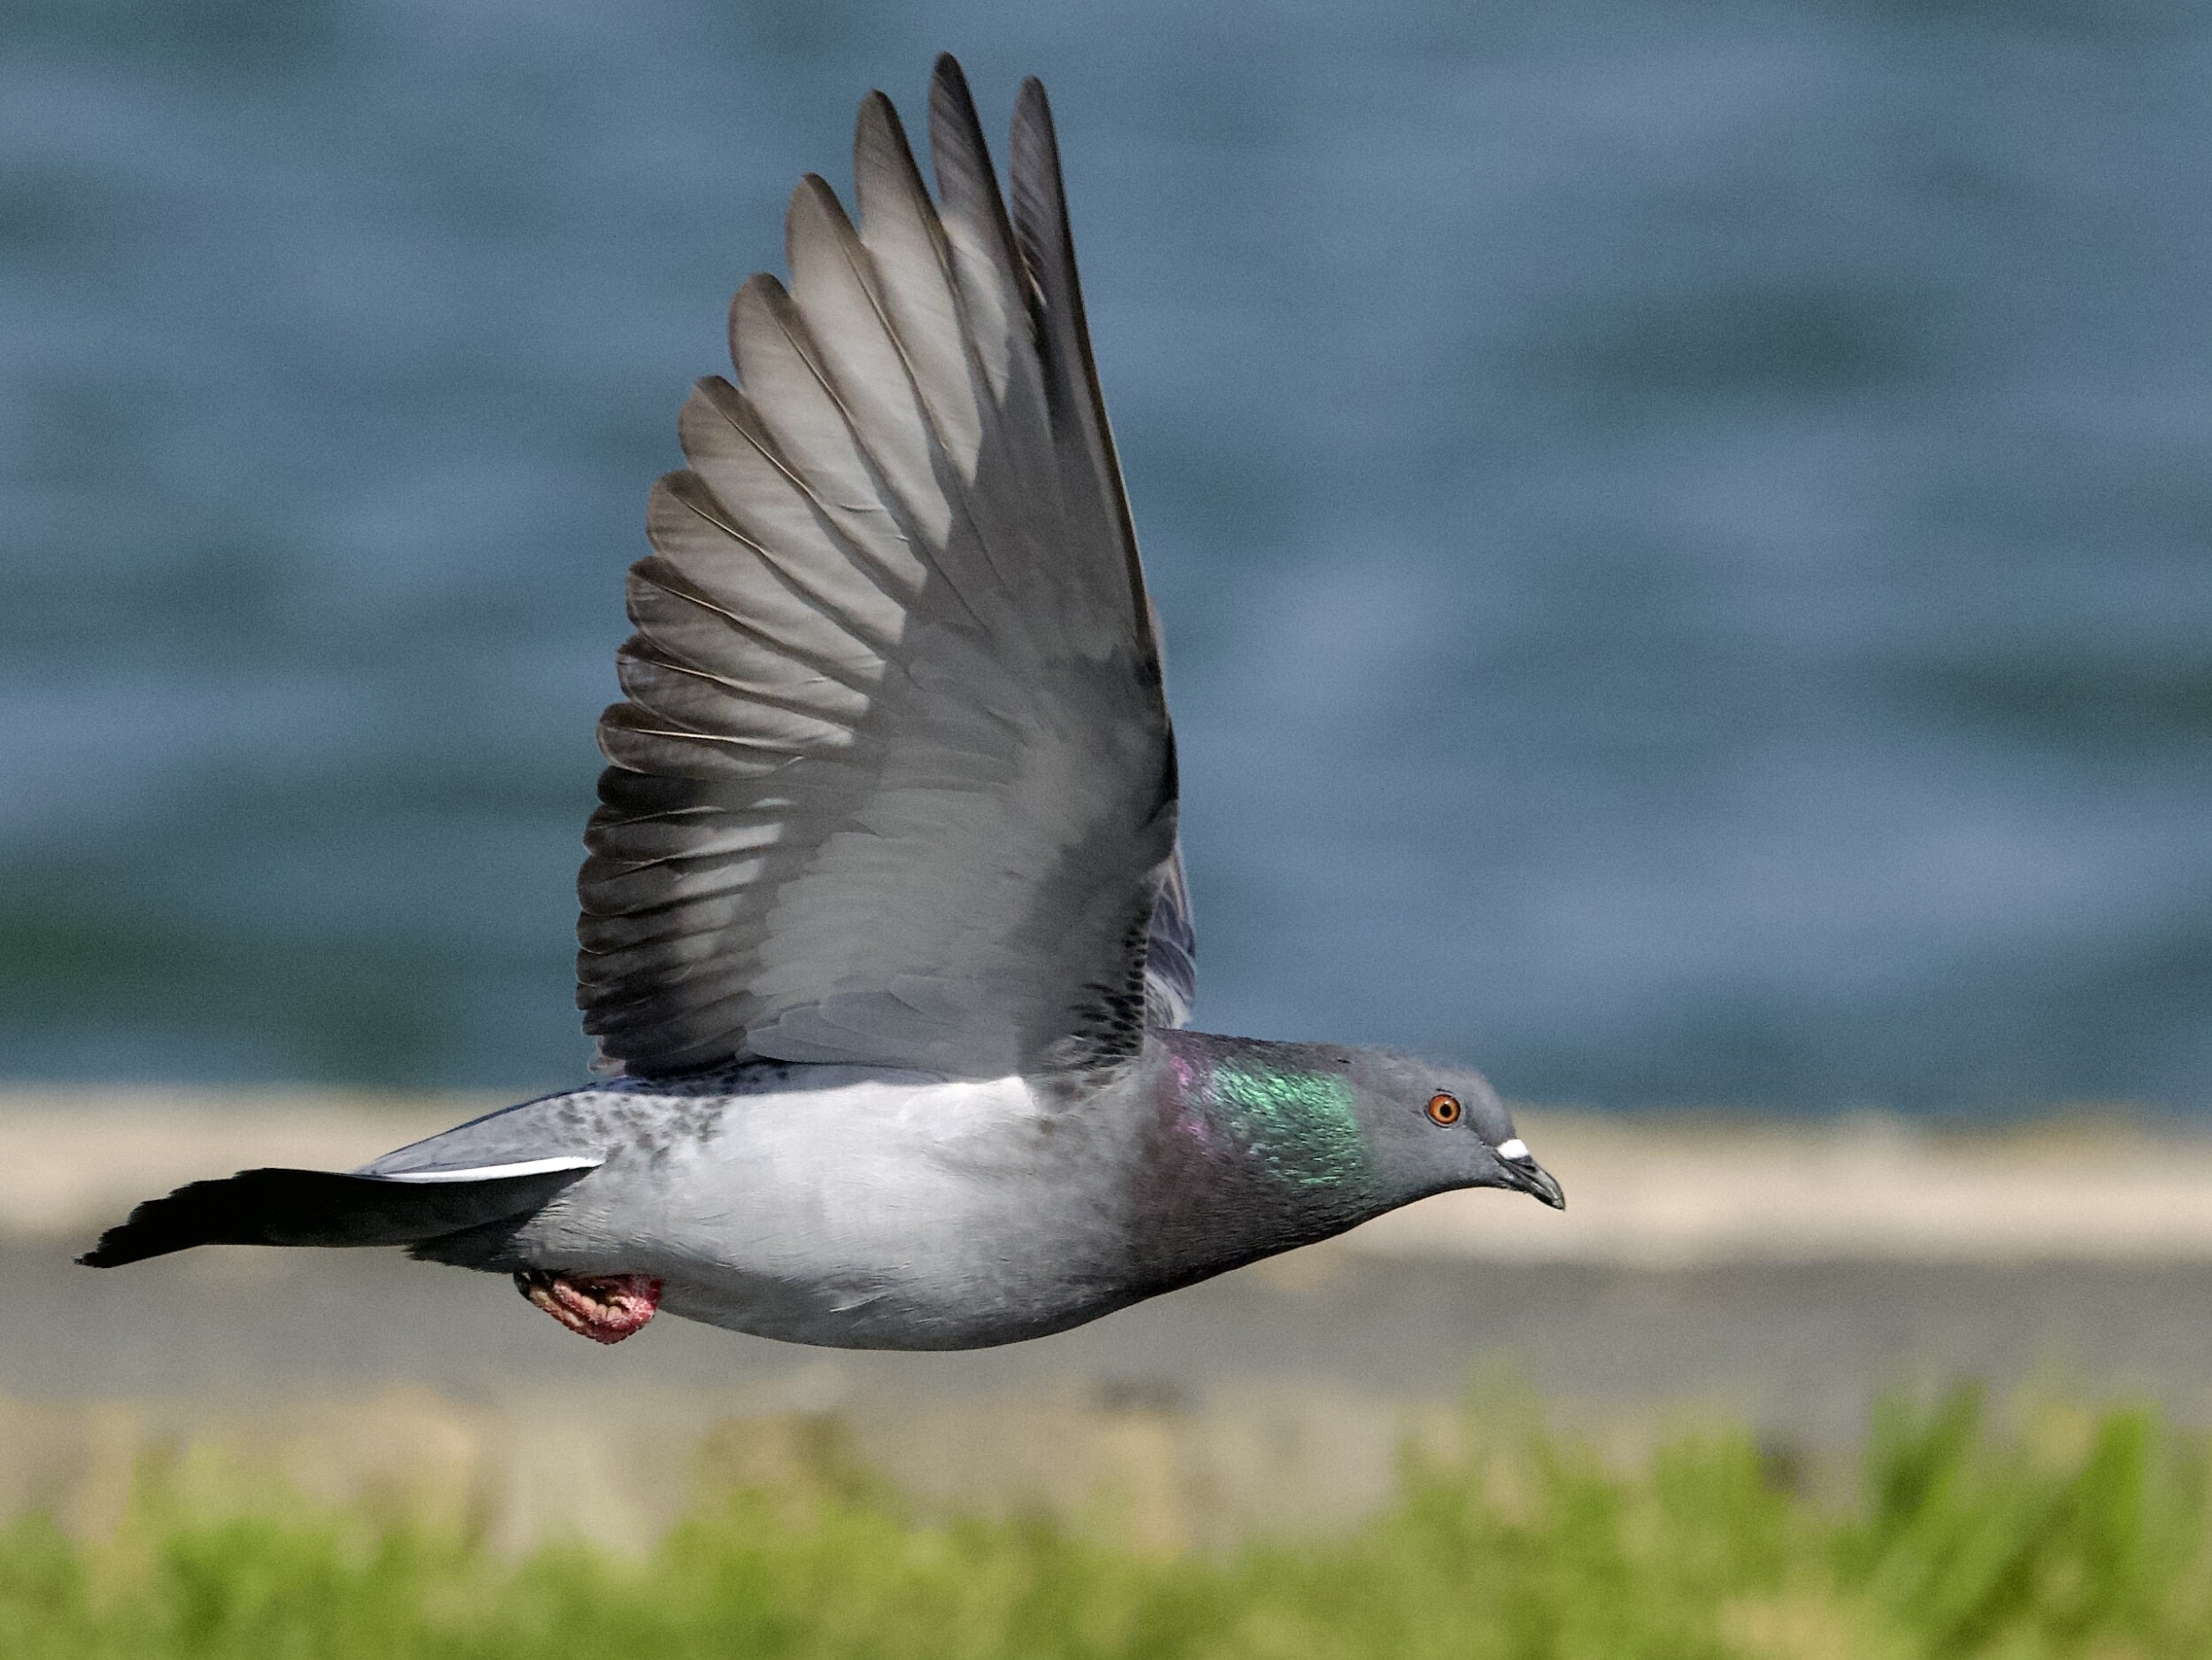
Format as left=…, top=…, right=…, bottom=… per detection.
left=3, top=0, right=2209, bottom=1110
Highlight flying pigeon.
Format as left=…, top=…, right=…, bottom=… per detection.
left=80, top=57, right=1563, bottom=1349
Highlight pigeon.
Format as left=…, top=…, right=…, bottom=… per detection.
left=79, top=57, right=1563, bottom=1350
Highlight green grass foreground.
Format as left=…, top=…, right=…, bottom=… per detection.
left=4, top=1388, right=2211, bottom=1659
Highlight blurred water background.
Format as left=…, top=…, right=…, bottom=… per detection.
left=2, top=0, right=2208, bottom=1111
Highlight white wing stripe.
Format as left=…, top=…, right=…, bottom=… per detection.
left=377, top=1156, right=603, bottom=1185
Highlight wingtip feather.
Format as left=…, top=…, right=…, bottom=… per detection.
left=928, top=53, right=981, bottom=138
left=785, top=173, right=858, bottom=267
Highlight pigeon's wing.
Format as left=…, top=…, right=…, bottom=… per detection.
left=577, top=58, right=1184, bottom=1080
left=1143, top=845, right=1195, bottom=1030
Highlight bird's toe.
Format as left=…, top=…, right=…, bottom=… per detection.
left=514, top=1269, right=664, bottom=1343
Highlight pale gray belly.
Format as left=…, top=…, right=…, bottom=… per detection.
left=503, top=1080, right=1151, bottom=1349
left=655, top=1257, right=1148, bottom=1350
left=617, top=1190, right=1141, bottom=1350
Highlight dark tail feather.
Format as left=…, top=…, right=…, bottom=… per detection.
left=77, top=1167, right=588, bottom=1268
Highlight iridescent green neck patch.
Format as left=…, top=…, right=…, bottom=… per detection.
left=1208, top=1059, right=1369, bottom=1194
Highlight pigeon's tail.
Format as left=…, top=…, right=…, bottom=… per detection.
left=76, top=1167, right=588, bottom=1268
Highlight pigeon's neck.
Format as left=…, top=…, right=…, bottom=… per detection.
left=1126, top=1030, right=1386, bottom=1280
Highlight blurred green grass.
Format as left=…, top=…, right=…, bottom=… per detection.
left=5, top=1388, right=2212, bottom=1658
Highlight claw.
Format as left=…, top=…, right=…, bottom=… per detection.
left=514, top=1269, right=664, bottom=1343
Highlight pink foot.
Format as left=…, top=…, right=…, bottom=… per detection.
left=514, top=1270, right=664, bottom=1344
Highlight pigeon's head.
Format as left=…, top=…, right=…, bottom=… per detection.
left=1342, top=1047, right=1564, bottom=1211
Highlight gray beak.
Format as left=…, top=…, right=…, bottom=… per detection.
left=1498, top=1151, right=1566, bottom=1210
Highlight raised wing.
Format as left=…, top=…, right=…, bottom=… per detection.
left=577, top=58, right=1187, bottom=1080
left=1143, top=847, right=1195, bottom=1030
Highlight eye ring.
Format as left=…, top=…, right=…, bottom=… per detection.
left=1425, top=1093, right=1463, bottom=1126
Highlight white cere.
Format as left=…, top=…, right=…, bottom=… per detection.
left=1496, top=1138, right=1530, bottom=1161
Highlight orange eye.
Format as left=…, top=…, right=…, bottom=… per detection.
left=1425, top=1093, right=1463, bottom=1126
